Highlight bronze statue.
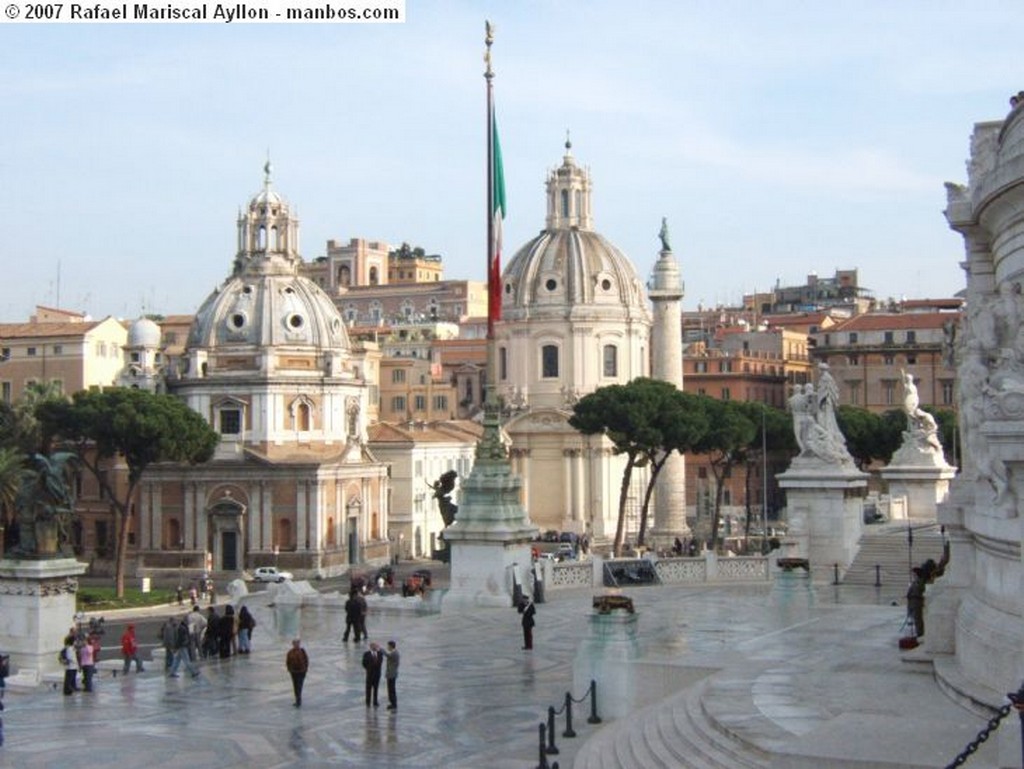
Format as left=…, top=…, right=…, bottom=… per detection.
left=12, top=452, right=77, bottom=558
left=430, top=470, right=459, bottom=528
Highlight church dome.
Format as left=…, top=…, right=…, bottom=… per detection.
left=501, top=140, right=649, bottom=323
left=187, top=166, right=350, bottom=355
left=127, top=317, right=161, bottom=348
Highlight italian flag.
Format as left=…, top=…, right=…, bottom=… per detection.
left=489, top=116, right=506, bottom=330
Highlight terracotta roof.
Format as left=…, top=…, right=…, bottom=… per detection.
left=0, top=321, right=107, bottom=339
left=367, top=420, right=482, bottom=445
left=830, top=312, right=959, bottom=332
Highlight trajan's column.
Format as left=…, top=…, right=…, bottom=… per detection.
left=648, top=218, right=689, bottom=545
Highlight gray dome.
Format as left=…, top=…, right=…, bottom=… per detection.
left=188, top=273, right=349, bottom=352
left=127, top=317, right=161, bottom=348
left=501, top=229, right=649, bottom=322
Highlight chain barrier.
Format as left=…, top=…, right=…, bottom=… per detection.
left=944, top=696, right=1016, bottom=769
left=535, top=679, right=600, bottom=768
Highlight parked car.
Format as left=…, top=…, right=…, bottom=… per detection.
left=541, top=530, right=560, bottom=542
left=252, top=566, right=294, bottom=583
left=402, top=569, right=432, bottom=597
left=555, top=543, right=576, bottom=561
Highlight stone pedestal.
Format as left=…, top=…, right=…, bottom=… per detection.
left=0, top=557, right=87, bottom=686
left=573, top=599, right=641, bottom=720
left=442, top=456, right=538, bottom=612
left=881, top=436, right=956, bottom=521
left=777, top=459, right=868, bottom=579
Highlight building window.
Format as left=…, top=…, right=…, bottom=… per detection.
left=602, top=344, right=618, bottom=377
left=391, top=396, right=406, bottom=413
left=433, top=395, right=448, bottom=411
left=884, top=331, right=894, bottom=344
left=883, top=353, right=895, bottom=365
left=1, top=382, right=10, bottom=404
left=27, top=347, right=36, bottom=357
left=848, top=380, right=862, bottom=405
left=906, top=354, right=917, bottom=365
left=848, top=355, right=859, bottom=365
left=296, top=402, right=310, bottom=431
left=906, top=331, right=916, bottom=343
left=541, top=344, right=559, bottom=378
left=694, top=360, right=707, bottom=373
left=53, top=345, right=62, bottom=355
left=369, top=266, right=379, bottom=285
left=414, top=395, right=426, bottom=411
left=721, top=387, right=731, bottom=400
left=0, top=347, right=9, bottom=360
left=883, top=380, right=896, bottom=406
left=848, top=332, right=858, bottom=344
left=219, top=408, right=241, bottom=435
left=392, top=368, right=406, bottom=384
left=941, top=380, right=954, bottom=405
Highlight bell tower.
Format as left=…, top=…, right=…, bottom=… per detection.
left=545, top=133, right=593, bottom=231
left=234, top=160, right=302, bottom=275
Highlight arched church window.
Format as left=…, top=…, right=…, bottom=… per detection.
left=166, top=517, right=181, bottom=550
left=338, top=265, right=352, bottom=287
left=575, top=190, right=582, bottom=219
left=561, top=189, right=569, bottom=218
left=258, top=226, right=266, bottom=250
left=297, top=402, right=310, bottom=431
left=603, top=344, right=618, bottom=377
left=369, top=266, right=379, bottom=285
left=542, top=344, right=559, bottom=378
left=271, top=226, right=279, bottom=250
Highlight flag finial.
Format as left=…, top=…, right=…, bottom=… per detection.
left=484, top=20, right=494, bottom=79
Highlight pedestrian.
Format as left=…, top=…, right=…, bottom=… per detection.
left=343, top=589, right=361, bottom=642
left=78, top=634, right=96, bottom=692
left=120, top=624, right=145, bottom=674
left=362, top=641, right=383, bottom=707
left=285, top=638, right=309, bottom=707
left=0, top=650, right=7, bottom=746
left=519, top=596, right=536, bottom=650
left=202, top=607, right=219, bottom=659
left=160, top=617, right=177, bottom=671
left=220, top=604, right=236, bottom=658
left=169, top=618, right=200, bottom=678
left=355, top=591, right=369, bottom=641
left=189, top=583, right=198, bottom=605
left=187, top=604, right=207, bottom=661
left=237, top=605, right=256, bottom=654
left=383, top=640, right=400, bottom=710
left=60, top=634, right=78, bottom=695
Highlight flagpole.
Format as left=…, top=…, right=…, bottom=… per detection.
left=479, top=20, right=506, bottom=461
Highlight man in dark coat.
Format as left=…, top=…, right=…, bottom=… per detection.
left=285, top=638, right=309, bottom=707
left=362, top=641, right=383, bottom=707
left=519, top=597, right=536, bottom=650
left=343, top=590, right=360, bottom=642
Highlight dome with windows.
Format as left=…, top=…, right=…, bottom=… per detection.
left=501, top=141, right=649, bottom=323
left=187, top=167, right=350, bottom=356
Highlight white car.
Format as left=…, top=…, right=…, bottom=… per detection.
left=252, top=566, right=293, bottom=583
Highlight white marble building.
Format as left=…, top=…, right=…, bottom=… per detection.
left=495, top=140, right=653, bottom=544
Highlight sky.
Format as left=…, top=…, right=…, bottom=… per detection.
left=0, top=1, right=1021, bottom=322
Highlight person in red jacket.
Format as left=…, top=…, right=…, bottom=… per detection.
left=120, top=624, right=144, bottom=674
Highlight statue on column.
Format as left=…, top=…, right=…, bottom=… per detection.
left=430, top=470, right=459, bottom=528
left=658, top=217, right=671, bottom=252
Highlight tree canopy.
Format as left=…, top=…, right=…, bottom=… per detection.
left=38, top=388, right=219, bottom=595
left=569, top=378, right=707, bottom=556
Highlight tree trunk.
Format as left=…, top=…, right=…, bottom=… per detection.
left=613, top=455, right=635, bottom=558
left=114, top=505, right=131, bottom=598
left=636, top=455, right=666, bottom=547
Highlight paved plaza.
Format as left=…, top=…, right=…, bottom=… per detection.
left=0, top=576, right=1007, bottom=768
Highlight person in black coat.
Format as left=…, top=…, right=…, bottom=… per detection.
left=519, top=597, right=536, bottom=650
left=362, top=642, right=384, bottom=707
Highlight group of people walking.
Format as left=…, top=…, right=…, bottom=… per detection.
left=158, top=603, right=259, bottom=677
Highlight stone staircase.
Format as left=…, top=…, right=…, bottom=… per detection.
left=841, top=521, right=946, bottom=588
left=571, top=678, right=772, bottom=769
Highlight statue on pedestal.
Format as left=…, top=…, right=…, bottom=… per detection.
left=11, top=452, right=77, bottom=558
left=787, top=365, right=854, bottom=466
left=899, top=370, right=944, bottom=454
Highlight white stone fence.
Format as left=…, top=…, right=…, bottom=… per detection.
left=542, top=551, right=777, bottom=592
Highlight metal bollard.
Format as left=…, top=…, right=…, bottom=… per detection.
left=546, top=706, right=559, bottom=754
left=537, top=722, right=550, bottom=769
left=588, top=679, right=602, bottom=724
left=562, top=691, right=576, bottom=738
left=874, top=564, right=881, bottom=587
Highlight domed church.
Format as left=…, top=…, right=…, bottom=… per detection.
left=135, top=165, right=390, bottom=578
left=496, top=140, right=652, bottom=544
